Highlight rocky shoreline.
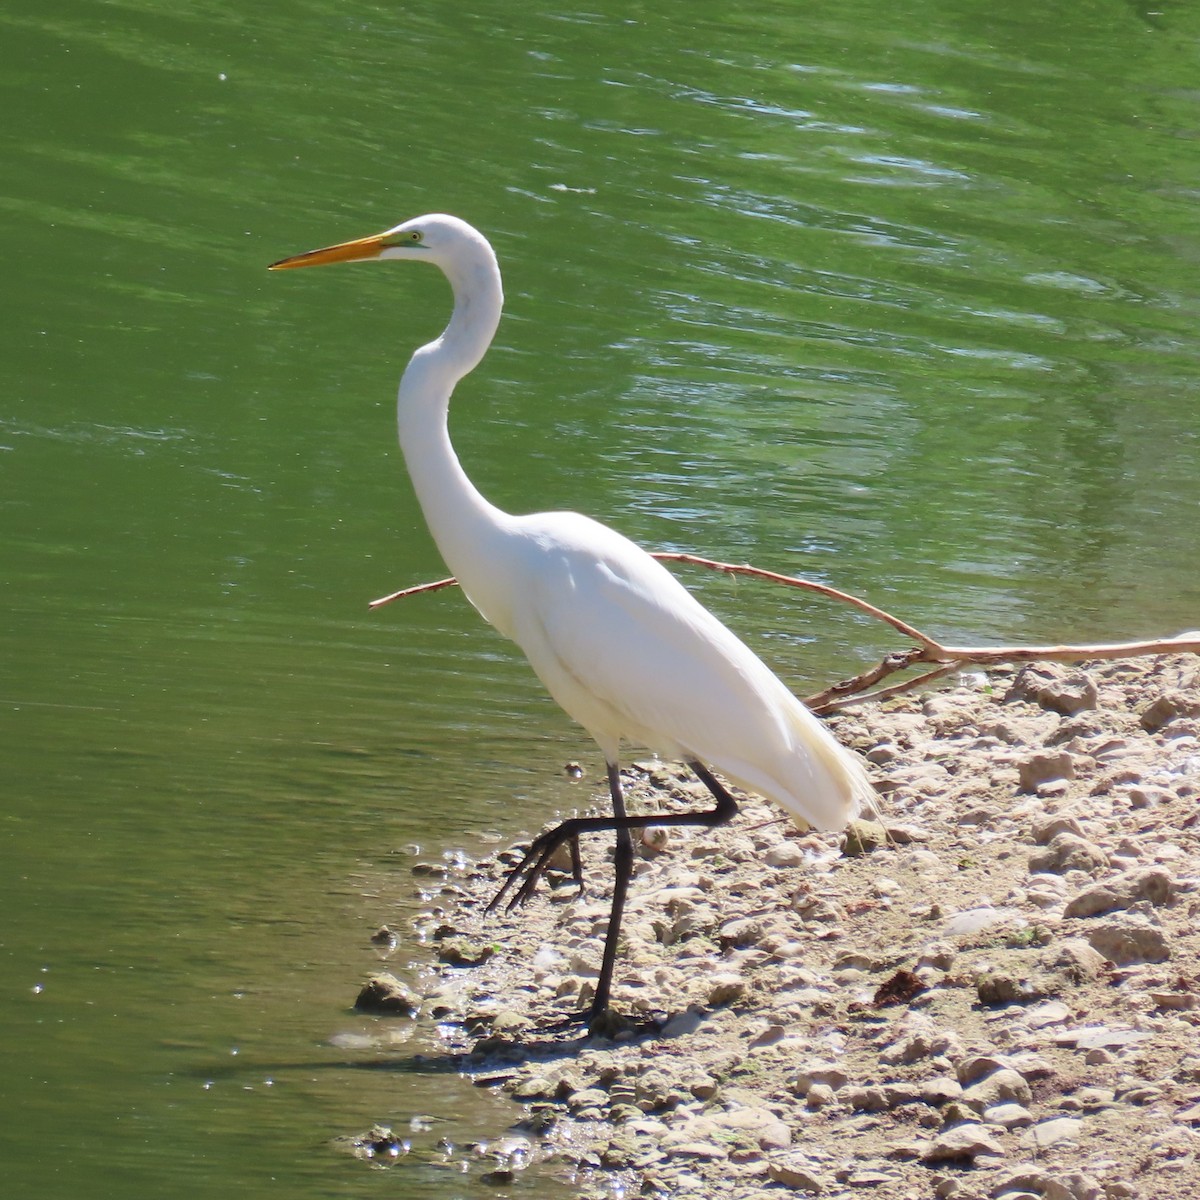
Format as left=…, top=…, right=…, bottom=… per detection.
left=357, top=654, right=1200, bottom=1199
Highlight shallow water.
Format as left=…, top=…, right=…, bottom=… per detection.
left=2, top=1, right=1198, bottom=1196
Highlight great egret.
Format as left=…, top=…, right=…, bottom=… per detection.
left=270, top=214, right=876, bottom=1025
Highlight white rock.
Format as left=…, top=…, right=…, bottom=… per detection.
left=1020, top=1117, right=1084, bottom=1149
left=984, top=1102, right=1034, bottom=1129
left=923, top=1122, right=1006, bottom=1162
left=793, top=1062, right=850, bottom=1094
left=764, top=843, right=806, bottom=868
left=944, top=906, right=1018, bottom=936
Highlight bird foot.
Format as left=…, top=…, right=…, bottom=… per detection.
left=586, top=1006, right=637, bottom=1039
left=487, top=824, right=586, bottom=913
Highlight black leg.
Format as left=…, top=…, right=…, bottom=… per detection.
left=486, top=760, right=741, bottom=1020
left=591, top=763, right=633, bottom=1019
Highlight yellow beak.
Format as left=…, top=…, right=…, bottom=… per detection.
left=268, top=231, right=391, bottom=271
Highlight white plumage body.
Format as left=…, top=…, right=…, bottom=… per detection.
left=464, top=508, right=871, bottom=831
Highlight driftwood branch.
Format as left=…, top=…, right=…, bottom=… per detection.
left=368, top=554, right=1200, bottom=714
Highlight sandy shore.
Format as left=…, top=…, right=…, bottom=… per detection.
left=356, top=654, right=1200, bottom=1199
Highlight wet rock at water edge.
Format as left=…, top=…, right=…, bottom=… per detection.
left=354, top=973, right=420, bottom=1016
left=437, top=938, right=497, bottom=966
left=336, top=1123, right=410, bottom=1162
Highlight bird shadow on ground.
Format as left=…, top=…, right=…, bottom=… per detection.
left=193, top=1009, right=680, bottom=1092
left=355, top=1005, right=686, bottom=1082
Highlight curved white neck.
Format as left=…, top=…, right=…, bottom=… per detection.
left=396, top=243, right=511, bottom=596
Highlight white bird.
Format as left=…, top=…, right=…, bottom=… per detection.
left=270, top=214, right=876, bottom=1026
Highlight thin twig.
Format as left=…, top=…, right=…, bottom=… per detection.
left=369, top=577, right=458, bottom=608
left=807, top=664, right=962, bottom=714
left=651, top=552, right=942, bottom=651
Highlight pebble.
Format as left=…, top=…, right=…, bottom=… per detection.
left=1022, top=999, right=1071, bottom=1028
left=921, top=1077, right=964, bottom=1106
left=706, top=974, right=748, bottom=1007
left=1042, top=937, right=1109, bottom=983
left=944, top=905, right=1018, bottom=936
left=1141, top=690, right=1200, bottom=732
left=663, top=1106, right=792, bottom=1152
left=994, top=1169, right=1104, bottom=1200
left=764, top=842, right=806, bottom=868
left=794, top=1062, right=850, bottom=1094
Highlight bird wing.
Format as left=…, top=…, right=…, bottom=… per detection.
left=507, top=514, right=867, bottom=828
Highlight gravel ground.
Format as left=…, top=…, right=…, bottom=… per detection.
left=354, top=654, right=1200, bottom=1199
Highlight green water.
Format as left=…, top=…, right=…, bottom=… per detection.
left=2, top=1, right=1198, bottom=1196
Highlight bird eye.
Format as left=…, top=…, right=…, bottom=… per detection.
left=408, top=230, right=423, bottom=243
